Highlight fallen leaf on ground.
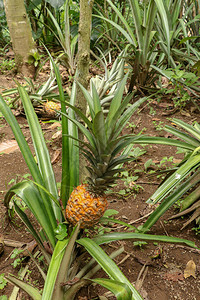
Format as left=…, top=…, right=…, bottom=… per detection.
left=163, top=271, right=184, bottom=282
left=0, top=140, right=19, bottom=154
left=51, top=149, right=61, bottom=164
left=47, top=122, right=61, bottom=129
left=51, top=130, right=62, bottom=139
left=152, top=118, right=160, bottom=121
left=184, top=260, right=196, bottom=279
left=180, top=110, right=191, bottom=117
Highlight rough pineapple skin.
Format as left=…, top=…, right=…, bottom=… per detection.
left=44, top=101, right=60, bottom=117
left=65, top=184, right=108, bottom=228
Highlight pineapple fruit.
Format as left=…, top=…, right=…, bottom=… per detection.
left=44, top=101, right=61, bottom=118
left=65, top=75, right=146, bottom=228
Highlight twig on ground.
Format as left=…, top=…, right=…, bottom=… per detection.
left=135, top=265, right=149, bottom=291
left=160, top=220, right=169, bottom=236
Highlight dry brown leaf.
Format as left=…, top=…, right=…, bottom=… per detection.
left=47, top=122, right=61, bottom=130
left=184, top=260, right=196, bottom=279
left=180, top=110, right=191, bottom=117
left=0, top=140, right=19, bottom=154
left=152, top=160, right=160, bottom=164
left=51, top=149, right=61, bottom=164
left=173, top=158, right=182, bottom=164
left=163, top=271, right=184, bottom=282
left=51, top=130, right=62, bottom=140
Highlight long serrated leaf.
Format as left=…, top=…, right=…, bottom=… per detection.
left=94, top=14, right=137, bottom=46
left=62, top=112, right=98, bottom=154
left=172, top=118, right=200, bottom=141
left=0, top=95, right=57, bottom=247
left=6, top=274, right=42, bottom=300
left=93, top=232, right=197, bottom=249
left=68, top=81, right=79, bottom=193
left=106, top=74, right=128, bottom=129
left=141, top=171, right=200, bottom=233
left=148, top=154, right=200, bottom=204
left=99, top=217, right=136, bottom=229
left=44, top=46, right=70, bottom=206
left=106, top=0, right=137, bottom=46
left=154, top=0, right=170, bottom=57
left=91, top=278, right=132, bottom=300
left=77, top=238, right=143, bottom=300
left=133, top=136, right=196, bottom=151
left=52, top=224, right=80, bottom=300
left=76, top=82, right=95, bottom=119
left=128, top=0, right=144, bottom=50
left=113, top=97, right=147, bottom=138
left=0, top=96, right=44, bottom=193
left=42, top=238, right=69, bottom=300
left=63, top=100, right=93, bottom=130
left=93, top=111, right=107, bottom=152
left=46, top=8, right=66, bottom=51
left=13, top=202, right=51, bottom=264
left=18, top=86, right=60, bottom=221
left=105, top=93, right=134, bottom=138
left=91, top=81, right=102, bottom=114
left=143, top=0, right=157, bottom=63
left=5, top=181, right=56, bottom=249
left=164, top=125, right=200, bottom=147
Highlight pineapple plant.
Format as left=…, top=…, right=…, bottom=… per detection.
left=65, top=75, right=146, bottom=228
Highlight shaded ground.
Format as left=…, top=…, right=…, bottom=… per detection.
left=0, top=65, right=200, bottom=300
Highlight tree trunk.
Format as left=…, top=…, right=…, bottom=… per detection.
left=3, top=0, right=37, bottom=77
left=76, top=0, right=93, bottom=183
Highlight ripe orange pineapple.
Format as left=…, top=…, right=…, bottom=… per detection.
left=65, top=76, right=145, bottom=228
left=44, top=101, right=60, bottom=118
left=66, top=184, right=107, bottom=228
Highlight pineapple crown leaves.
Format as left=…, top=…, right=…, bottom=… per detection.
left=105, top=74, right=129, bottom=132
left=76, top=73, right=137, bottom=143
left=62, top=77, right=146, bottom=190
left=65, top=77, right=145, bottom=156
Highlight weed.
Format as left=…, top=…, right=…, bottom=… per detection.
left=0, top=296, right=8, bottom=300
left=0, top=274, right=7, bottom=290
left=152, top=120, right=164, bottom=131
left=129, top=147, right=146, bottom=159
left=144, top=156, right=174, bottom=171
left=0, top=59, right=15, bottom=73
left=120, top=171, right=144, bottom=197
left=126, top=122, right=147, bottom=135
left=133, top=241, right=147, bottom=249
left=192, top=225, right=200, bottom=235
left=164, top=65, right=199, bottom=108
left=148, top=105, right=156, bottom=115
left=11, top=249, right=26, bottom=269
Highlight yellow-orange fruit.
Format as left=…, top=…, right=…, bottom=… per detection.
left=44, top=101, right=60, bottom=117
left=65, top=184, right=108, bottom=229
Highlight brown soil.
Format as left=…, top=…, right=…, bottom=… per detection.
left=0, top=65, right=200, bottom=300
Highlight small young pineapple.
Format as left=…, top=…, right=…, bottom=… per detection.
left=65, top=75, right=145, bottom=228
left=44, top=101, right=61, bottom=118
